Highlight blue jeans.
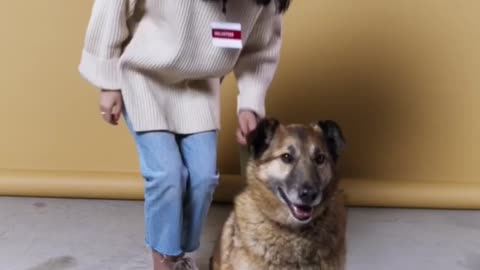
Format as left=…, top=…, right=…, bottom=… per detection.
left=124, top=112, right=219, bottom=256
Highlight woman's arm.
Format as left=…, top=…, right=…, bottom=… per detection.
left=78, top=0, right=137, bottom=90
left=233, top=5, right=283, bottom=119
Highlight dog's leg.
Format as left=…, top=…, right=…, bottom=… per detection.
left=211, top=212, right=237, bottom=270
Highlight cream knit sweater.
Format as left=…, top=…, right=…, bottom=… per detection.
left=78, top=0, right=282, bottom=133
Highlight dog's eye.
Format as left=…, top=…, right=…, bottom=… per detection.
left=314, top=154, right=326, bottom=165
left=281, top=153, right=294, bottom=164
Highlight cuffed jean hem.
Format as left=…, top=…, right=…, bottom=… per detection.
left=146, top=240, right=185, bottom=257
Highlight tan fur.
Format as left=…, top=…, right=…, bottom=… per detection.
left=212, top=122, right=347, bottom=270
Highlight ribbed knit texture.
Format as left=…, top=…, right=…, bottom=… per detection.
left=79, top=0, right=282, bottom=133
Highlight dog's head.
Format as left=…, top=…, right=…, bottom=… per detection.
left=245, top=118, right=345, bottom=226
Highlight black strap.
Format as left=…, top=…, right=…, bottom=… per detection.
left=222, top=0, right=227, bottom=13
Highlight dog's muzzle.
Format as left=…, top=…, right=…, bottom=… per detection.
left=278, top=187, right=318, bottom=222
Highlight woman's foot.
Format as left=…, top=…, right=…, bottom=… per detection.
left=174, top=257, right=199, bottom=270
left=152, top=251, right=181, bottom=270
left=152, top=250, right=198, bottom=270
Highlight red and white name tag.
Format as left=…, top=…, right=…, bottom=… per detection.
left=211, top=22, right=242, bottom=49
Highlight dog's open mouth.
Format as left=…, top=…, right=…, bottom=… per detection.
left=278, top=188, right=313, bottom=222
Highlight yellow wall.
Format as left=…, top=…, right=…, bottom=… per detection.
left=1, top=1, right=480, bottom=208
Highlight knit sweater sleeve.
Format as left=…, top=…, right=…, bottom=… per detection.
left=78, top=0, right=137, bottom=90
left=233, top=7, right=283, bottom=118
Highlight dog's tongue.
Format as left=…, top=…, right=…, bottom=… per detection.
left=292, top=205, right=313, bottom=220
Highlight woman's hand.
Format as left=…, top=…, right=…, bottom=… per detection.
left=236, top=110, right=258, bottom=145
left=99, top=90, right=123, bottom=125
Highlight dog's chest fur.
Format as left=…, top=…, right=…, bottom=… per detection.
left=225, top=191, right=345, bottom=270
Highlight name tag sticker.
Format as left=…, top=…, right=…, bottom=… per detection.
left=211, top=22, right=242, bottom=49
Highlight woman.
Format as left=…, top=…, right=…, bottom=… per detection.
left=78, top=0, right=290, bottom=269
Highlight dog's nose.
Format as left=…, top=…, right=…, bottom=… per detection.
left=299, top=185, right=318, bottom=204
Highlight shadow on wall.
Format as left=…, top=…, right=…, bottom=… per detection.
left=269, top=12, right=438, bottom=180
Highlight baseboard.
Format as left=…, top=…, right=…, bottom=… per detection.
left=0, top=169, right=244, bottom=202
left=1, top=169, right=479, bottom=209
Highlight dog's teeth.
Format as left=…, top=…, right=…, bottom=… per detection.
left=292, top=205, right=313, bottom=220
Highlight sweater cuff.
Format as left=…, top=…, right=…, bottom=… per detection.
left=78, top=50, right=122, bottom=90
left=237, top=86, right=267, bottom=118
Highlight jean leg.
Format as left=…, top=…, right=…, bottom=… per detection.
left=178, top=131, right=219, bottom=252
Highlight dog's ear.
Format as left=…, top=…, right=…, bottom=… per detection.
left=247, top=118, right=280, bottom=159
left=318, top=120, right=346, bottom=162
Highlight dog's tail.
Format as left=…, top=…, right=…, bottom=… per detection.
left=26, top=256, right=77, bottom=270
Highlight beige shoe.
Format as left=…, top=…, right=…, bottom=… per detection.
left=173, top=257, right=199, bottom=270
left=153, top=252, right=177, bottom=270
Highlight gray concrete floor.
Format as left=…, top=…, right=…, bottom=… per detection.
left=0, top=197, right=479, bottom=270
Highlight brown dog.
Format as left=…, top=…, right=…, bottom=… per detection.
left=211, top=118, right=347, bottom=270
